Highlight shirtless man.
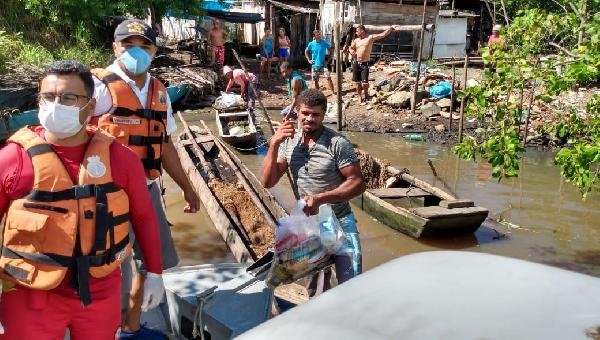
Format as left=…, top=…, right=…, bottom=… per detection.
left=208, top=18, right=227, bottom=65
left=349, top=25, right=396, bottom=103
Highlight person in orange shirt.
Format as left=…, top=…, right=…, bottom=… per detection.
left=487, top=24, right=505, bottom=48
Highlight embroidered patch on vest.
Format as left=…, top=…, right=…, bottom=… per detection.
left=86, top=155, right=107, bottom=178
left=112, top=117, right=141, bottom=125
left=158, top=90, right=167, bottom=105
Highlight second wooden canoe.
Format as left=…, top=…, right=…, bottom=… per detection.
left=356, top=149, right=489, bottom=238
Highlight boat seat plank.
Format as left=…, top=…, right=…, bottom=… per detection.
left=368, top=187, right=432, bottom=199
left=440, top=199, right=474, bottom=209
left=411, top=206, right=489, bottom=219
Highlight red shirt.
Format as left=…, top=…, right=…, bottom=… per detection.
left=0, top=127, right=162, bottom=298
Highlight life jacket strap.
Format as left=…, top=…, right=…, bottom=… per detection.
left=25, top=183, right=120, bottom=202
left=112, top=107, right=167, bottom=122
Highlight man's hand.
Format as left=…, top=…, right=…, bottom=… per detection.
left=308, top=59, right=314, bottom=65
left=271, top=119, right=295, bottom=146
left=303, top=194, right=322, bottom=216
left=183, top=187, right=200, bottom=213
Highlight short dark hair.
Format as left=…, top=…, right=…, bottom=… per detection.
left=357, top=24, right=366, bottom=32
left=40, top=60, right=94, bottom=97
left=296, top=89, right=327, bottom=112
left=279, top=61, right=292, bottom=70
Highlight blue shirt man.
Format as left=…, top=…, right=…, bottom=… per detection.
left=304, top=30, right=336, bottom=94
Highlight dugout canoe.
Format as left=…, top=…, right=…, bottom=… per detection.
left=174, top=119, right=278, bottom=262
left=356, top=150, right=489, bottom=238
left=215, top=109, right=258, bottom=146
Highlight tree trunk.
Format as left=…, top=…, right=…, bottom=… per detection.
left=578, top=0, right=590, bottom=46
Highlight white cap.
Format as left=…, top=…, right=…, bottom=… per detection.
left=492, top=24, right=502, bottom=32
left=223, top=65, right=233, bottom=75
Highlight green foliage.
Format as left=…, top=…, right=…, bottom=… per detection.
left=453, top=6, right=600, bottom=197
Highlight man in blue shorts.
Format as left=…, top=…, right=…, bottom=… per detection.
left=305, top=30, right=336, bottom=94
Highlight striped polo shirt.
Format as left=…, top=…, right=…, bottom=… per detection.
left=277, top=126, right=358, bottom=218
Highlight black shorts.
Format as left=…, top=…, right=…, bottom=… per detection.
left=352, top=61, right=369, bottom=84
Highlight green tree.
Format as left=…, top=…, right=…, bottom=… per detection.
left=453, top=5, right=600, bottom=197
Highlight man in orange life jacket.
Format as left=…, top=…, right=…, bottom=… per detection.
left=91, top=19, right=200, bottom=338
left=0, top=60, right=164, bottom=339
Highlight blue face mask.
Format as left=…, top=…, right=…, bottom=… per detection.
left=120, top=46, right=152, bottom=75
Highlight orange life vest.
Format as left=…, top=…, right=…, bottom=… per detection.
left=91, top=68, right=168, bottom=180
left=0, top=126, right=131, bottom=305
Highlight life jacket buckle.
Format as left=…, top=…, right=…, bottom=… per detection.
left=74, top=184, right=95, bottom=199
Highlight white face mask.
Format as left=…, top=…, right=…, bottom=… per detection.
left=38, top=101, right=88, bottom=139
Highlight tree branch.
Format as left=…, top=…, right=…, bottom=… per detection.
left=549, top=42, right=576, bottom=57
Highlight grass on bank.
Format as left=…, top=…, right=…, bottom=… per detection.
left=0, top=30, right=113, bottom=74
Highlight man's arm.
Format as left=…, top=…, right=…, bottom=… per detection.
left=349, top=39, right=357, bottom=57
left=225, top=78, right=234, bottom=93
left=305, top=45, right=313, bottom=64
left=290, top=78, right=303, bottom=108
left=372, top=26, right=395, bottom=42
left=161, top=139, right=200, bottom=213
left=208, top=30, right=214, bottom=45
left=303, top=163, right=366, bottom=215
left=116, top=143, right=163, bottom=274
left=261, top=120, right=295, bottom=188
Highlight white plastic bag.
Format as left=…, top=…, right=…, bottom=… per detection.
left=213, top=91, right=246, bottom=110
left=267, top=201, right=346, bottom=287
left=318, top=204, right=347, bottom=255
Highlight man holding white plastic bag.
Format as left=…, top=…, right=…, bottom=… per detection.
left=261, top=89, right=366, bottom=296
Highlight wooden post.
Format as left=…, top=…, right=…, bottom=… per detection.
left=449, top=56, right=456, bottom=131
left=523, top=57, right=539, bottom=146
left=335, top=0, right=343, bottom=131
left=458, top=54, right=469, bottom=143
left=231, top=49, right=300, bottom=200
left=411, top=0, right=429, bottom=115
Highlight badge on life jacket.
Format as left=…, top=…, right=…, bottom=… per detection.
left=159, top=90, right=167, bottom=105
left=87, top=155, right=107, bottom=178
left=112, top=117, right=141, bottom=125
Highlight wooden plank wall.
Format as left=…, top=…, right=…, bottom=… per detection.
left=358, top=2, right=438, bottom=59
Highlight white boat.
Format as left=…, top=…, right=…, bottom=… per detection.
left=237, top=251, right=600, bottom=340
left=215, top=110, right=258, bottom=146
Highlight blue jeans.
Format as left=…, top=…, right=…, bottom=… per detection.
left=307, top=212, right=362, bottom=297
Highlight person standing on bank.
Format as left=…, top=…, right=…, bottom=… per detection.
left=260, top=28, right=275, bottom=80
left=305, top=30, right=336, bottom=94
left=260, top=89, right=365, bottom=296
left=208, top=18, right=227, bottom=65
left=91, top=19, right=200, bottom=339
left=279, top=61, right=308, bottom=119
left=277, top=27, right=291, bottom=65
left=0, top=60, right=164, bottom=340
left=349, top=25, right=396, bottom=103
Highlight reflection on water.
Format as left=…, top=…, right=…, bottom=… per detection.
left=165, top=110, right=600, bottom=278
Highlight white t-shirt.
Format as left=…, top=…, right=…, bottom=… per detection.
left=93, top=61, right=177, bottom=183
left=92, top=61, right=177, bottom=136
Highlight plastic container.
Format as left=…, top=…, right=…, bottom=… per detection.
left=403, top=134, right=425, bottom=142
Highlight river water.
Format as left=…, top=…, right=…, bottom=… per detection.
left=163, top=110, right=600, bottom=277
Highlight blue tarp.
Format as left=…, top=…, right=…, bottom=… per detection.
left=166, top=0, right=263, bottom=23
left=428, top=81, right=453, bottom=99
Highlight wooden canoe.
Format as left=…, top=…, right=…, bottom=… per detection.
left=175, top=120, right=276, bottom=262
left=174, top=119, right=311, bottom=307
left=215, top=109, right=258, bottom=146
left=356, top=150, right=489, bottom=238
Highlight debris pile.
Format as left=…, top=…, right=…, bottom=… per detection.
left=151, top=66, right=219, bottom=106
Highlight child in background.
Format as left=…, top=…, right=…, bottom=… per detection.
left=260, top=29, right=275, bottom=80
